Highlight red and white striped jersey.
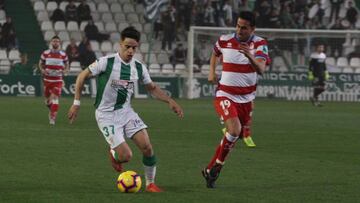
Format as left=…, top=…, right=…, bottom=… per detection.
left=40, top=49, right=68, bottom=82
left=214, top=33, right=270, bottom=103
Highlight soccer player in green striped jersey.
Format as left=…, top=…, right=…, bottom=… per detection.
left=68, top=27, right=184, bottom=193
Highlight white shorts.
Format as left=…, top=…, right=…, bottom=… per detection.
left=95, top=108, right=147, bottom=149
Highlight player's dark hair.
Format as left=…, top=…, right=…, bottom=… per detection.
left=121, top=26, right=140, bottom=42
left=51, top=35, right=60, bottom=40
left=238, top=11, right=256, bottom=27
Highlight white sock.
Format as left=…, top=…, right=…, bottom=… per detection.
left=144, top=165, right=156, bottom=186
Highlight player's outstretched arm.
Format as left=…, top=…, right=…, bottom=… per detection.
left=208, top=52, right=218, bottom=84
left=145, top=82, right=184, bottom=118
left=68, top=68, right=92, bottom=123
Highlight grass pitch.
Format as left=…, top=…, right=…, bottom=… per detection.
left=0, top=97, right=359, bottom=202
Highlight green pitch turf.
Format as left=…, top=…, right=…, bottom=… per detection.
left=0, top=97, right=359, bottom=202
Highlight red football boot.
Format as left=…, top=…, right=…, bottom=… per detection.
left=146, top=183, right=163, bottom=192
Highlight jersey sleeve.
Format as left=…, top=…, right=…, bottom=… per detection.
left=255, top=41, right=271, bottom=65
left=141, top=64, right=152, bottom=84
left=213, top=38, right=222, bottom=57
left=88, top=57, right=105, bottom=76
left=40, top=52, right=46, bottom=62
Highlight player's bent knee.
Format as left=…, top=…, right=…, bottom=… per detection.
left=120, top=151, right=132, bottom=163
left=227, top=128, right=242, bottom=137
left=140, top=143, right=153, bottom=156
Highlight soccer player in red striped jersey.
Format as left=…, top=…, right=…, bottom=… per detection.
left=202, top=11, right=271, bottom=188
left=39, top=36, right=69, bottom=125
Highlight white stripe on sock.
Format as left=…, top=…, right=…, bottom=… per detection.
left=144, top=165, right=156, bottom=186
left=225, top=132, right=238, bottom=142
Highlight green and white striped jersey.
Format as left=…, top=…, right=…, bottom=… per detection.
left=88, top=53, right=152, bottom=111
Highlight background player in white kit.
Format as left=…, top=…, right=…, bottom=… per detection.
left=67, top=27, right=183, bottom=193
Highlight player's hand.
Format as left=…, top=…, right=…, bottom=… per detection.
left=168, top=99, right=184, bottom=118
left=238, top=43, right=251, bottom=58
left=208, top=71, right=217, bottom=84
left=308, top=71, right=314, bottom=81
left=325, top=71, right=330, bottom=80
left=68, top=105, right=80, bottom=124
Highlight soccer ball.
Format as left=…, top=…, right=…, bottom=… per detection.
left=117, top=171, right=142, bottom=193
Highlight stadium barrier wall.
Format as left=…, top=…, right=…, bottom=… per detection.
left=1, top=74, right=359, bottom=102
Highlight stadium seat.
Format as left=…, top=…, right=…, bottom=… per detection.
left=201, top=64, right=210, bottom=75
left=113, top=42, right=120, bottom=52
left=119, top=0, right=131, bottom=4
left=41, top=21, right=53, bottom=31
left=69, top=62, right=82, bottom=76
left=157, top=53, right=170, bottom=64
left=135, top=4, right=144, bottom=14
left=349, top=57, right=360, bottom=69
left=100, top=41, right=113, bottom=52
left=105, top=22, right=117, bottom=32
left=162, top=64, right=174, bottom=74
left=37, top=11, right=49, bottom=22
left=114, top=13, right=126, bottom=23
left=336, top=57, right=348, bottom=69
left=174, top=64, right=186, bottom=74
left=0, top=59, right=10, bottom=66
left=54, top=21, right=66, bottom=31
left=143, top=23, right=152, bottom=34
left=127, top=13, right=139, bottom=24
left=193, top=64, right=200, bottom=73
left=342, top=67, right=353, bottom=73
left=0, top=50, right=8, bottom=60
left=152, top=42, right=162, bottom=52
left=131, top=23, right=143, bottom=32
left=58, top=31, right=70, bottom=41
left=325, top=57, right=336, bottom=66
left=62, top=41, right=70, bottom=50
left=97, top=3, right=109, bottom=12
left=46, top=1, right=58, bottom=12
left=122, top=3, right=135, bottom=13
left=59, top=2, right=69, bottom=11
left=149, top=64, right=161, bottom=74
left=95, top=51, right=103, bottom=58
left=91, top=12, right=100, bottom=22
left=107, top=0, right=118, bottom=3
left=0, top=62, right=10, bottom=74
left=34, top=1, right=45, bottom=12
left=110, top=3, right=122, bottom=13
left=44, top=30, right=56, bottom=41
left=144, top=54, right=157, bottom=64
left=134, top=53, right=143, bottom=62
left=79, top=21, right=88, bottom=31
left=118, top=22, right=129, bottom=32
left=140, top=35, right=147, bottom=43
left=140, top=43, right=150, bottom=53
left=8, top=50, right=20, bottom=61
left=272, top=56, right=287, bottom=71
left=95, top=21, right=105, bottom=32
left=110, top=32, right=121, bottom=42
left=90, top=40, right=100, bottom=51
left=70, top=32, right=82, bottom=41
left=67, top=21, right=79, bottom=31
left=101, top=13, right=113, bottom=22
left=88, top=2, right=97, bottom=12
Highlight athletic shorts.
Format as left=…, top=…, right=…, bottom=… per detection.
left=214, top=97, right=253, bottom=127
left=95, top=108, right=148, bottom=149
left=44, top=81, right=63, bottom=97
